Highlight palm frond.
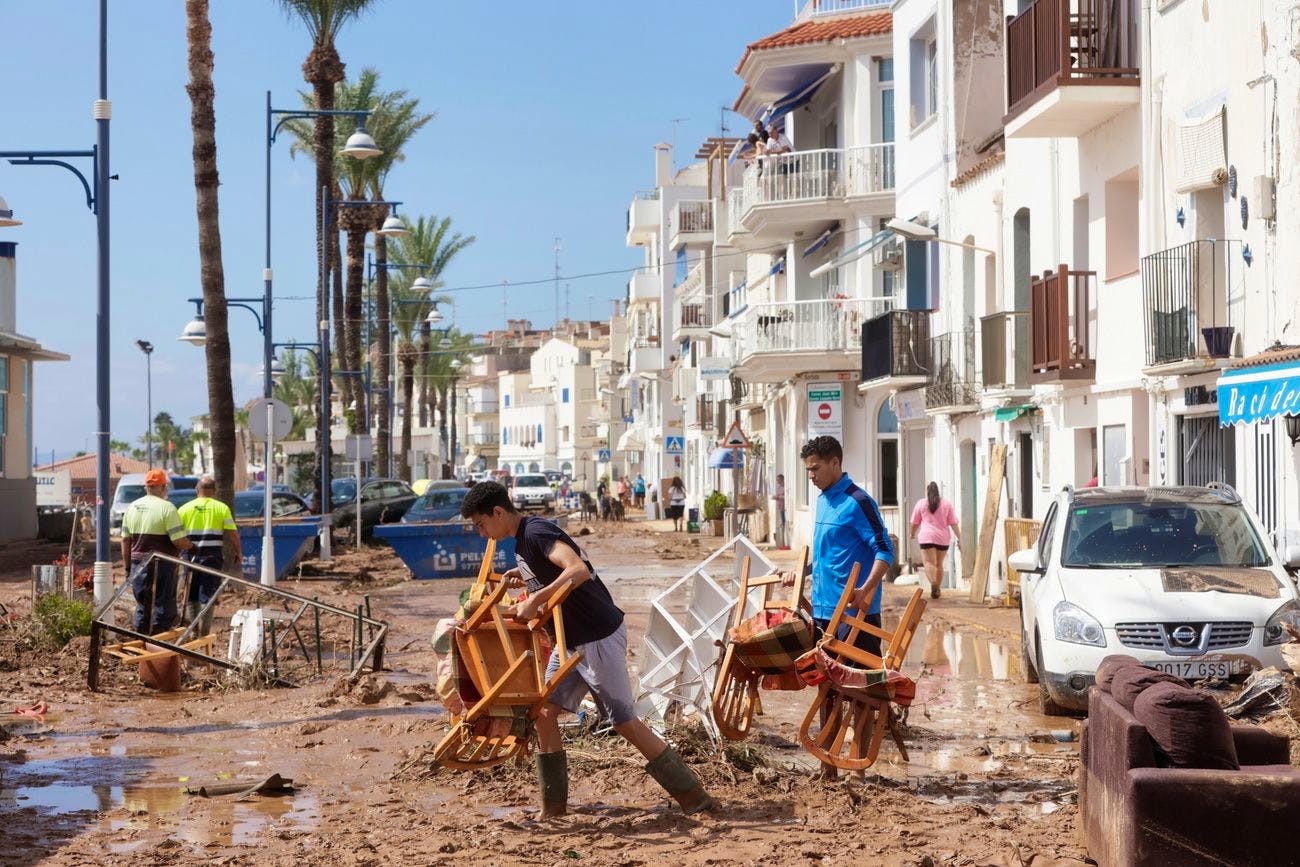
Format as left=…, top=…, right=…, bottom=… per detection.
left=277, top=0, right=381, bottom=45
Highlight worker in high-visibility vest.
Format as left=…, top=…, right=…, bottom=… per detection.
left=121, top=468, right=192, bottom=634
left=177, top=475, right=241, bottom=633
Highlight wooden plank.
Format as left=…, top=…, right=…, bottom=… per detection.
left=1002, top=517, right=1043, bottom=606
left=968, top=444, right=1008, bottom=603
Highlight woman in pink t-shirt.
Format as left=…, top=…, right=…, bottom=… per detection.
left=910, top=481, right=961, bottom=599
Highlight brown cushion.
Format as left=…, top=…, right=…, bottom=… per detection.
left=1095, top=654, right=1144, bottom=692
left=1109, top=665, right=1189, bottom=711
left=1133, top=681, right=1240, bottom=770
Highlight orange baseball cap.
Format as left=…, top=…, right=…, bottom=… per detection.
left=144, top=469, right=168, bottom=487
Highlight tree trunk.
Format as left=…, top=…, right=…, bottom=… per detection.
left=375, top=234, right=391, bottom=477
left=438, top=385, right=449, bottom=479
left=341, top=206, right=367, bottom=433
left=304, top=42, right=345, bottom=503
left=184, top=0, right=236, bottom=508
left=418, top=322, right=431, bottom=428
left=399, top=351, right=415, bottom=482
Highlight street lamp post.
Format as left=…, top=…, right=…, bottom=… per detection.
left=0, top=0, right=112, bottom=604
left=135, top=340, right=153, bottom=467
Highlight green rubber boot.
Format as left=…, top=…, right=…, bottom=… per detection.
left=645, top=747, right=717, bottom=814
left=535, top=750, right=568, bottom=819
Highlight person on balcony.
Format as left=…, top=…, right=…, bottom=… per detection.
left=766, top=124, right=792, bottom=155
left=742, top=132, right=766, bottom=167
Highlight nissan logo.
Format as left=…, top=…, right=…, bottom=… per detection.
left=1170, top=625, right=1199, bottom=647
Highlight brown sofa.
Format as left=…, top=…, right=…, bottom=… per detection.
left=1080, top=687, right=1300, bottom=866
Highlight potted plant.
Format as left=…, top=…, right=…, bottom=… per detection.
left=1201, top=325, right=1235, bottom=358
left=703, top=491, right=728, bottom=537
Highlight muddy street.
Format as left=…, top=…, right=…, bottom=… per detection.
left=1, top=521, right=1088, bottom=866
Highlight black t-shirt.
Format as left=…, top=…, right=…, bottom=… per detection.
left=514, top=516, right=624, bottom=649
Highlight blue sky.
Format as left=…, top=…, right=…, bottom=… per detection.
left=4, top=1, right=794, bottom=460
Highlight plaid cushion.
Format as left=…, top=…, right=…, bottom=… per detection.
left=798, top=646, right=916, bottom=707
left=729, top=608, right=815, bottom=675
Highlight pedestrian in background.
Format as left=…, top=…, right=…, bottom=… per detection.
left=177, top=475, right=242, bottom=633
left=774, top=472, right=787, bottom=549
left=910, top=481, right=960, bottom=600
left=633, top=474, right=646, bottom=509
left=667, top=476, right=687, bottom=532
left=120, top=469, right=193, bottom=635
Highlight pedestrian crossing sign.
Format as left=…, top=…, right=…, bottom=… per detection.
left=665, top=436, right=684, bottom=455
left=598, top=448, right=611, bottom=462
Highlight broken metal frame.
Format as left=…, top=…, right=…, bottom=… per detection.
left=88, top=552, right=387, bottom=691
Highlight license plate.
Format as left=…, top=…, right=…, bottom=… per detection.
left=1145, top=660, right=1248, bottom=679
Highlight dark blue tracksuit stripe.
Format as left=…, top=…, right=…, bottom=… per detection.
left=846, top=482, right=895, bottom=564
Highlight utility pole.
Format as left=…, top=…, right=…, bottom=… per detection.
left=564, top=282, right=571, bottom=323
left=552, top=237, right=562, bottom=331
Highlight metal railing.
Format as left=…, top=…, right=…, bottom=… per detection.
left=845, top=144, right=895, bottom=195
left=465, top=400, right=500, bottom=414
left=670, top=200, right=713, bottom=239
left=980, top=311, right=1030, bottom=389
left=1141, top=240, right=1241, bottom=366
left=732, top=298, right=872, bottom=360
left=744, top=148, right=846, bottom=207
left=1006, top=0, right=1140, bottom=118
left=468, top=432, right=500, bottom=446
left=727, top=187, right=749, bottom=237
left=862, top=309, right=930, bottom=381
left=1030, top=265, right=1095, bottom=380
left=795, top=0, right=891, bottom=20
left=926, top=330, right=979, bottom=409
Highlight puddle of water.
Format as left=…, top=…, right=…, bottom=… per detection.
left=3, top=784, right=121, bottom=814
left=902, top=623, right=1022, bottom=682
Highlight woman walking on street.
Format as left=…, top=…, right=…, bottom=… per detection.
left=910, top=481, right=960, bottom=599
left=667, top=476, right=687, bottom=532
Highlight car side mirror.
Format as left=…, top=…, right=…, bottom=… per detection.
left=1285, top=545, right=1300, bottom=570
left=1009, top=547, right=1044, bottom=575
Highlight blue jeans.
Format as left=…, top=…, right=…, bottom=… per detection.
left=185, top=551, right=224, bottom=609
left=130, top=558, right=178, bottom=635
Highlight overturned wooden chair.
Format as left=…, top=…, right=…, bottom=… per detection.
left=432, top=562, right=582, bottom=771
left=797, top=564, right=926, bottom=771
left=711, top=547, right=813, bottom=741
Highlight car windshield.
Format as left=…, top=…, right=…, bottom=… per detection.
left=515, top=475, right=548, bottom=488
left=331, top=479, right=357, bottom=502
left=415, top=490, right=466, bottom=510
left=116, top=485, right=146, bottom=504
left=1061, top=500, right=1270, bottom=568
left=233, top=493, right=262, bottom=518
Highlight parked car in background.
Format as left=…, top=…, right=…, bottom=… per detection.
left=402, top=487, right=469, bottom=523
left=110, top=473, right=150, bottom=534
left=511, top=474, right=554, bottom=513
left=544, top=469, right=565, bottom=485
left=1012, top=483, right=1300, bottom=715
left=306, top=477, right=364, bottom=513
left=233, top=490, right=310, bottom=519
left=169, top=475, right=200, bottom=491
left=167, top=488, right=198, bottom=510
left=247, top=483, right=295, bottom=495
left=331, top=478, right=418, bottom=535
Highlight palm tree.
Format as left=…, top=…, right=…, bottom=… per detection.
left=424, top=328, right=476, bottom=477
left=389, top=279, right=449, bottom=481
left=184, top=0, right=237, bottom=506
left=276, top=0, right=379, bottom=490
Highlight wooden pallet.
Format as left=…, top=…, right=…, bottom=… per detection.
left=103, top=628, right=217, bottom=664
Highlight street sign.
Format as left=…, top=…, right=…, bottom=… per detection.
left=665, top=435, right=684, bottom=455
left=723, top=420, right=750, bottom=448
left=248, top=397, right=293, bottom=440
left=35, top=470, right=71, bottom=507
left=699, top=357, right=731, bottom=381
left=807, top=382, right=843, bottom=440
left=597, top=448, right=611, bottom=463
left=345, top=434, right=373, bottom=461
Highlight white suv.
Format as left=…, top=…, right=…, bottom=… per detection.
left=1011, top=483, right=1300, bottom=715
left=511, top=474, right=555, bottom=514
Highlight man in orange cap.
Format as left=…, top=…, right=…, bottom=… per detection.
left=120, top=469, right=193, bottom=634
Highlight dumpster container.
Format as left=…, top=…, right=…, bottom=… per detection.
left=236, top=518, right=321, bottom=582
left=373, top=522, right=517, bottom=580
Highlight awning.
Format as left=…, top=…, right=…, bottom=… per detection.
left=760, top=68, right=836, bottom=127
left=802, top=225, right=837, bottom=258
left=617, top=426, right=646, bottom=452
left=768, top=256, right=786, bottom=276
left=1217, top=357, right=1300, bottom=425
left=994, top=405, right=1037, bottom=423
left=708, top=447, right=745, bottom=469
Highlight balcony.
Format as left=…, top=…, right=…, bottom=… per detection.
left=738, top=144, right=894, bottom=240
left=731, top=298, right=872, bottom=383
left=672, top=263, right=709, bottom=342
left=981, top=311, right=1030, bottom=390
left=1030, top=265, right=1095, bottom=383
left=467, top=432, right=500, bottom=447
left=1004, top=0, right=1140, bottom=139
left=626, top=190, right=660, bottom=246
left=795, top=0, right=892, bottom=20
left=668, top=200, right=713, bottom=250
left=465, top=399, right=499, bottom=416
left=627, top=269, right=660, bottom=307
left=1141, top=240, right=1242, bottom=370
left=925, top=330, right=979, bottom=412
left=673, top=366, right=699, bottom=405
left=629, top=337, right=663, bottom=374
left=860, top=309, right=930, bottom=388
left=726, top=187, right=750, bottom=244
left=689, top=394, right=719, bottom=432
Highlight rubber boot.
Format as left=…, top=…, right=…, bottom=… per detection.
left=535, top=751, right=568, bottom=819
left=645, top=747, right=717, bottom=814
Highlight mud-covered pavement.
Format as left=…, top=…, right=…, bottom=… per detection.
left=1, top=521, right=1090, bottom=866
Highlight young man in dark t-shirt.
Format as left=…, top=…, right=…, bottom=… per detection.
left=461, top=482, right=715, bottom=819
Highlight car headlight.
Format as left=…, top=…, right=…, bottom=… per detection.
left=1053, top=601, right=1107, bottom=647
left=1264, top=600, right=1300, bottom=646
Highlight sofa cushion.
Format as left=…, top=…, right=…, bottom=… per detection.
left=1109, top=665, right=1189, bottom=711
left=1095, top=654, right=1144, bottom=692
left=1133, top=681, right=1239, bottom=770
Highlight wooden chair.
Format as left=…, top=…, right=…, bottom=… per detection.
left=102, top=627, right=218, bottom=663
left=798, top=564, right=926, bottom=771
left=433, top=553, right=583, bottom=771
left=712, top=547, right=810, bottom=741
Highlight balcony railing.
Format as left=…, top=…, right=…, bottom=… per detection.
left=465, top=400, right=500, bottom=414
left=1141, top=240, right=1241, bottom=367
left=741, top=145, right=894, bottom=212
left=468, top=432, right=500, bottom=446
left=1006, top=0, right=1140, bottom=120
left=981, top=311, right=1030, bottom=389
left=727, top=187, right=749, bottom=238
left=795, top=0, right=892, bottom=20
left=862, top=309, right=930, bottom=382
left=669, top=200, right=713, bottom=241
left=1030, top=265, right=1095, bottom=382
left=732, top=298, right=871, bottom=361
left=628, top=269, right=660, bottom=306
left=926, top=330, right=979, bottom=410
left=626, top=189, right=660, bottom=237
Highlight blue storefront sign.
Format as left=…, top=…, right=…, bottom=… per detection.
left=1217, top=361, right=1300, bottom=425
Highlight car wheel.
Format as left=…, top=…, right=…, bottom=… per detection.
left=1035, top=635, right=1068, bottom=717
left=1020, top=599, right=1039, bottom=684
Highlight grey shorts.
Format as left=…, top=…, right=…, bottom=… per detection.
left=544, top=622, right=637, bottom=725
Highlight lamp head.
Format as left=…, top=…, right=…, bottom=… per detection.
left=340, top=130, right=382, bottom=159
left=135, top=339, right=154, bottom=355
left=376, top=213, right=408, bottom=237
left=412, top=275, right=434, bottom=293
left=0, top=193, right=21, bottom=228
left=1285, top=415, right=1300, bottom=447
left=177, top=316, right=207, bottom=346
left=426, top=306, right=444, bottom=325
left=885, top=218, right=936, bottom=241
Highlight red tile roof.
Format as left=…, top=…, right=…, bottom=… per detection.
left=1231, top=345, right=1300, bottom=369
left=737, top=13, right=892, bottom=72
left=35, top=453, right=150, bottom=479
